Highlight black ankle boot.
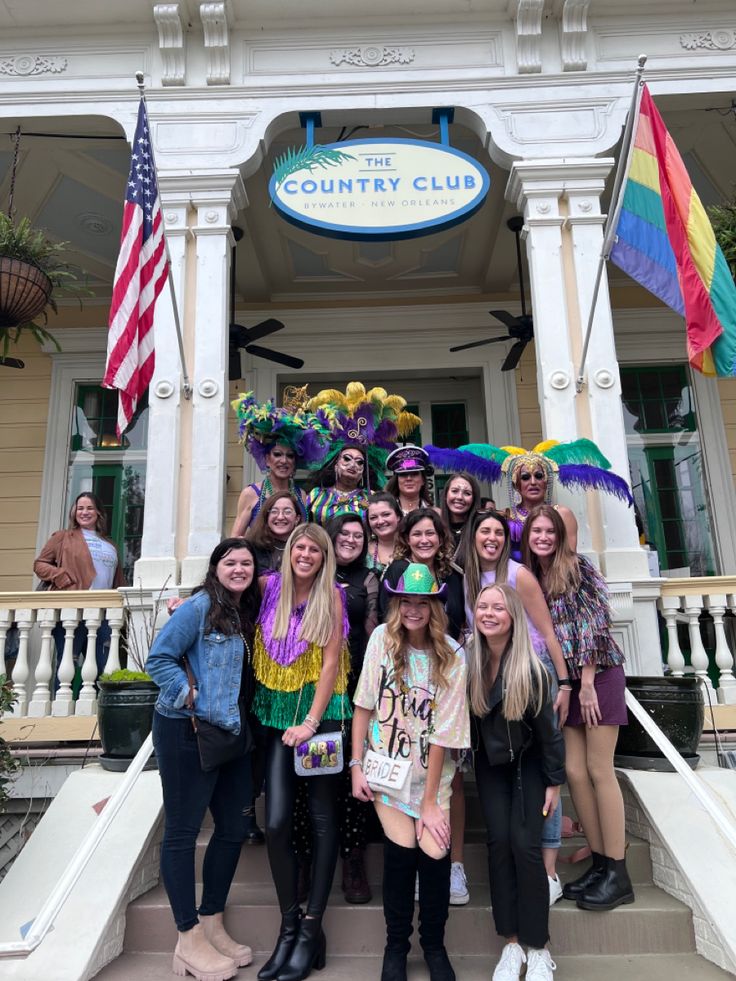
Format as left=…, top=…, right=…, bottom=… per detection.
left=258, top=909, right=301, bottom=981
left=562, top=850, right=606, bottom=901
left=577, top=856, right=635, bottom=911
left=417, top=850, right=455, bottom=981
left=381, top=839, right=418, bottom=981
left=276, top=916, right=326, bottom=981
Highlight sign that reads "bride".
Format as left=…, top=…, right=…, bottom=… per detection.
left=269, top=138, right=490, bottom=241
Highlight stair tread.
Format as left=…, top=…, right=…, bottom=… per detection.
left=129, top=880, right=686, bottom=913
left=95, top=951, right=734, bottom=980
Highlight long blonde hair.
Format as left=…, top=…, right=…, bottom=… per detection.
left=468, top=584, right=547, bottom=721
left=274, top=524, right=337, bottom=647
left=462, top=510, right=511, bottom=614
left=384, top=596, right=456, bottom=692
left=521, top=504, right=580, bottom=598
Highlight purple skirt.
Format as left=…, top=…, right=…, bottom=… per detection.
left=566, top=664, right=627, bottom=727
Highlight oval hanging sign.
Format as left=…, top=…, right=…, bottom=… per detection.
left=269, top=138, right=490, bottom=241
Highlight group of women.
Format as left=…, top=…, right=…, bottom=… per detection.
left=141, top=385, right=636, bottom=981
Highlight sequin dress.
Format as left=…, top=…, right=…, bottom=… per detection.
left=253, top=574, right=352, bottom=729
left=353, top=624, right=469, bottom=818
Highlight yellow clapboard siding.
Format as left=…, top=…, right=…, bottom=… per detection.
left=718, top=377, right=736, bottom=488
left=0, top=499, right=41, bottom=524
left=0, top=716, right=99, bottom=744
left=0, top=474, right=42, bottom=498
left=0, top=576, right=35, bottom=591
left=0, top=402, right=51, bottom=425
left=0, top=449, right=45, bottom=474
left=0, top=524, right=38, bottom=549
left=0, top=424, right=47, bottom=450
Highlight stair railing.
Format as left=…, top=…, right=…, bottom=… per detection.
left=624, top=688, right=736, bottom=844
left=0, top=732, right=155, bottom=958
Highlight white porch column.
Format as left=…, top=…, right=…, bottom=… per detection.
left=507, top=159, right=661, bottom=675
left=506, top=159, right=648, bottom=577
left=180, top=171, right=247, bottom=587
left=134, top=189, right=190, bottom=588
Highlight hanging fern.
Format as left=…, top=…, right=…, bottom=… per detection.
left=272, top=144, right=356, bottom=190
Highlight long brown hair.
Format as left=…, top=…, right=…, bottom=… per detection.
left=394, top=509, right=454, bottom=582
left=440, top=472, right=481, bottom=531
left=468, top=584, right=547, bottom=720
left=247, top=491, right=300, bottom=550
left=462, top=510, right=512, bottom=614
left=383, top=595, right=456, bottom=691
left=521, top=504, right=580, bottom=597
left=68, top=492, right=109, bottom=536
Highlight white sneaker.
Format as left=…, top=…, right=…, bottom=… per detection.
left=449, top=861, right=470, bottom=905
left=492, top=942, right=526, bottom=981
left=548, top=874, right=563, bottom=906
left=526, top=948, right=557, bottom=981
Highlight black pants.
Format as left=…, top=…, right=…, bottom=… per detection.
left=264, top=725, right=339, bottom=918
left=475, top=742, right=550, bottom=949
left=153, top=711, right=253, bottom=931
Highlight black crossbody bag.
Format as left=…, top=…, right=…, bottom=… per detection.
left=183, top=634, right=254, bottom=772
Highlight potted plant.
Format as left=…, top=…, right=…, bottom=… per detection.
left=96, top=583, right=169, bottom=771
left=0, top=212, right=89, bottom=360
left=614, top=674, right=704, bottom=771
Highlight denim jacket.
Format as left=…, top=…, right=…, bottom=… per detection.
left=147, top=591, right=244, bottom=733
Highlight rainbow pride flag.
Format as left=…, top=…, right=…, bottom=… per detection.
left=610, top=85, right=736, bottom=376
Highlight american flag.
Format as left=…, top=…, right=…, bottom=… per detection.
left=103, top=98, right=169, bottom=436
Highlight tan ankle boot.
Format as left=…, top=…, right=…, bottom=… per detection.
left=172, top=922, right=238, bottom=981
left=201, top=912, right=253, bottom=967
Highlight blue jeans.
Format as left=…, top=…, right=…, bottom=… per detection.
left=540, top=668, right=562, bottom=851
left=153, top=711, right=253, bottom=931
left=52, top=620, right=111, bottom=692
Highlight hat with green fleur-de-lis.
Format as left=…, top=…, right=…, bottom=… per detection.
left=384, top=562, right=447, bottom=598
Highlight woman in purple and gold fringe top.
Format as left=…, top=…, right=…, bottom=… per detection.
left=253, top=523, right=351, bottom=981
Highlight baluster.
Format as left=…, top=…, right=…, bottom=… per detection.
left=28, top=608, right=56, bottom=717
left=684, top=594, right=716, bottom=700
left=103, top=607, right=124, bottom=676
left=0, top=609, right=11, bottom=680
left=704, top=594, right=736, bottom=705
left=11, top=609, right=34, bottom=717
left=660, top=594, right=686, bottom=676
left=75, top=608, right=101, bottom=716
left=52, top=609, right=79, bottom=718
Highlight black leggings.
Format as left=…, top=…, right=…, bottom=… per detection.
left=475, top=742, right=549, bottom=950
left=264, top=726, right=339, bottom=918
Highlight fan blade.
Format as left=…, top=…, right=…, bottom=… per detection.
left=245, top=344, right=304, bottom=369
left=489, top=309, right=523, bottom=331
left=0, top=356, right=24, bottom=369
left=243, top=318, right=285, bottom=343
left=450, top=335, right=512, bottom=352
left=501, top=339, right=528, bottom=372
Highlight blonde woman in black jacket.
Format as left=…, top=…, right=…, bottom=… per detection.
left=469, top=584, right=565, bottom=981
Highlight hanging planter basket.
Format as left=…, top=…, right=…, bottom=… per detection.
left=0, top=256, right=52, bottom=329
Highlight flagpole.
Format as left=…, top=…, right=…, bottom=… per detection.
left=135, top=72, right=192, bottom=401
left=574, top=54, right=647, bottom=394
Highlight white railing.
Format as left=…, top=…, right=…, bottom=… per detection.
left=0, top=591, right=124, bottom=718
left=0, top=732, right=155, bottom=958
left=658, top=577, right=736, bottom=705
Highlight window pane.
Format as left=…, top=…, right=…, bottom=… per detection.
left=431, top=402, right=468, bottom=449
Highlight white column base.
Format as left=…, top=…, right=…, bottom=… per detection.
left=600, top=546, right=652, bottom=582
left=180, top=555, right=209, bottom=589
left=132, top=557, right=180, bottom=590
left=717, top=679, right=736, bottom=705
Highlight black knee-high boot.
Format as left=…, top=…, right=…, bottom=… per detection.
left=381, top=839, right=418, bottom=981
left=417, top=850, right=455, bottom=981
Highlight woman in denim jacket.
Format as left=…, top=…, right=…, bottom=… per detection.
left=147, top=538, right=261, bottom=981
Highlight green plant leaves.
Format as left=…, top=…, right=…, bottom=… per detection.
left=708, top=199, right=736, bottom=281
left=272, top=144, right=356, bottom=190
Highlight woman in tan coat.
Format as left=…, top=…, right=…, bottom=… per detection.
left=34, top=492, right=124, bottom=688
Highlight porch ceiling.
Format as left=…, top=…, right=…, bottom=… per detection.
left=0, top=98, right=733, bottom=313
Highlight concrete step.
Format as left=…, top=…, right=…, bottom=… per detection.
left=96, top=951, right=735, bottom=980
left=196, top=836, right=653, bottom=886
left=123, top=882, right=694, bottom=958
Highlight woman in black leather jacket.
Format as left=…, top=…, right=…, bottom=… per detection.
left=469, top=583, right=565, bottom=981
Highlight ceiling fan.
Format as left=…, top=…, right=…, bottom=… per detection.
left=449, top=215, right=534, bottom=371
left=228, top=226, right=304, bottom=379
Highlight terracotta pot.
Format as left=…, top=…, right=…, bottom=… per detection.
left=0, top=256, right=52, bottom=329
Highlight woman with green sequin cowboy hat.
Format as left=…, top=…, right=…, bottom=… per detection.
left=230, top=387, right=331, bottom=536
left=351, top=563, right=469, bottom=981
